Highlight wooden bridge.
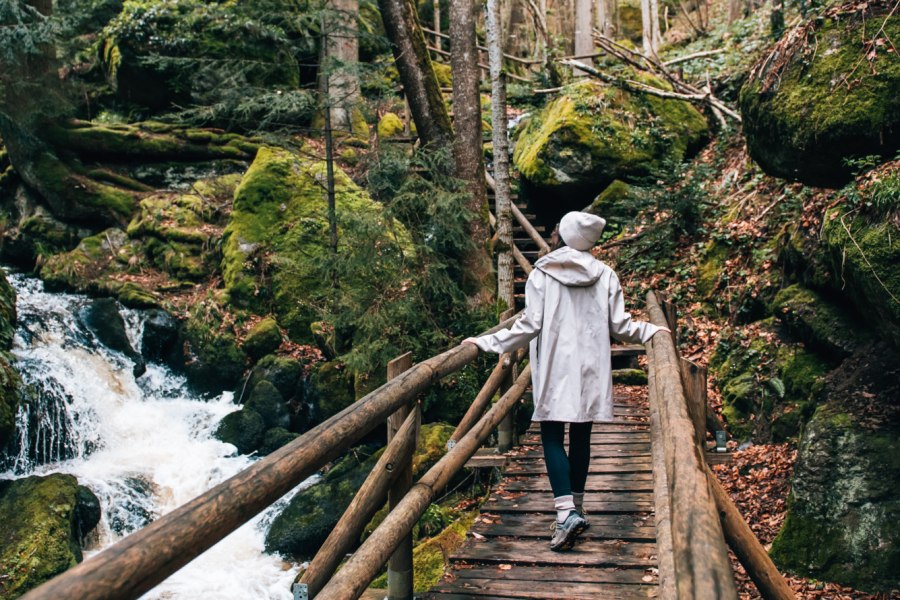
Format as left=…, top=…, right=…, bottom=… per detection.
left=17, top=280, right=795, bottom=600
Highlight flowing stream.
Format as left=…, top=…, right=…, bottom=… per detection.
left=1, top=272, right=311, bottom=599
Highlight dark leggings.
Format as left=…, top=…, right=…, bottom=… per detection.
left=540, top=421, right=593, bottom=498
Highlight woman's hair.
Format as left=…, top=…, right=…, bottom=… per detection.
left=549, top=223, right=567, bottom=251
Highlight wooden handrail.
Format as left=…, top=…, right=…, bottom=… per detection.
left=646, top=291, right=738, bottom=599
left=316, top=365, right=533, bottom=599
left=19, top=316, right=520, bottom=600
left=485, top=173, right=551, bottom=255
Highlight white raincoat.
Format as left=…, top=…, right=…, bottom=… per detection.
left=474, top=246, right=660, bottom=422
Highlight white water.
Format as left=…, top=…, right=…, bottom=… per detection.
left=1, top=273, right=311, bottom=599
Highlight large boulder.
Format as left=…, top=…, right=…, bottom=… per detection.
left=0, top=474, right=101, bottom=599
left=770, top=343, right=900, bottom=590
left=179, top=302, right=247, bottom=395
left=222, top=146, right=410, bottom=342
left=79, top=298, right=145, bottom=377
left=740, top=0, right=900, bottom=187
left=512, top=77, right=708, bottom=223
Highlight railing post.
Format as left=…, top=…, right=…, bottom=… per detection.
left=387, top=352, right=415, bottom=600
left=680, top=358, right=708, bottom=450
left=497, top=308, right=517, bottom=452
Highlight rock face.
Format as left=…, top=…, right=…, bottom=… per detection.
left=513, top=77, right=708, bottom=224
left=0, top=474, right=101, bottom=599
left=740, top=0, right=900, bottom=187
left=79, top=298, right=146, bottom=377
left=771, top=285, right=869, bottom=361
left=770, top=343, right=900, bottom=590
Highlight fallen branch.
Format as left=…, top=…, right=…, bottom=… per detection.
left=663, top=49, right=725, bottom=66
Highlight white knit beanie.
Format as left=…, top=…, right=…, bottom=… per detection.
left=558, top=211, right=607, bottom=251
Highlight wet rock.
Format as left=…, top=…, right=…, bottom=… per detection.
left=307, top=360, right=355, bottom=422
left=0, top=474, right=101, bottom=599
left=258, top=427, right=298, bottom=456
left=79, top=298, right=146, bottom=377
left=140, top=309, right=181, bottom=369
left=243, top=381, right=290, bottom=430
left=214, top=408, right=266, bottom=455
left=770, top=343, right=900, bottom=590
left=243, top=355, right=305, bottom=403
left=740, top=1, right=900, bottom=187
left=180, top=304, right=246, bottom=395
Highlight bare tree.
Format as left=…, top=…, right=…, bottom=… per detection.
left=451, top=0, right=494, bottom=300
left=322, top=0, right=361, bottom=134
left=575, top=0, right=594, bottom=72
left=641, top=0, right=661, bottom=55
left=377, top=0, right=452, bottom=147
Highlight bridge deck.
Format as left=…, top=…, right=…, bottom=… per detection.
left=425, top=388, right=659, bottom=599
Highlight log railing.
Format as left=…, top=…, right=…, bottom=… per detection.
left=19, top=314, right=521, bottom=600
left=646, top=291, right=794, bottom=600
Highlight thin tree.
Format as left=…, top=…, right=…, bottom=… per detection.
left=322, top=0, right=362, bottom=134
left=450, top=0, right=494, bottom=301
left=377, top=0, right=452, bottom=147
left=575, top=0, right=594, bottom=72
left=486, top=0, right=514, bottom=310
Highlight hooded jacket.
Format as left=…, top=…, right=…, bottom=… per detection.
left=474, top=246, right=660, bottom=422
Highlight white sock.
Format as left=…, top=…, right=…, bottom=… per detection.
left=573, top=492, right=585, bottom=513
left=554, top=495, right=575, bottom=523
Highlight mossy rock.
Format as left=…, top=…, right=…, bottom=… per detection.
left=821, top=204, right=900, bottom=346
left=612, top=368, right=648, bottom=385
left=432, top=62, right=452, bottom=87
left=221, top=146, right=411, bottom=342
left=243, top=380, right=290, bottom=430
left=771, top=284, right=868, bottom=361
left=79, top=298, right=146, bottom=377
left=771, top=402, right=900, bottom=590
left=258, top=427, right=298, bottom=456
left=0, top=353, right=21, bottom=452
left=739, top=1, right=900, bottom=187
left=180, top=303, right=247, bottom=395
left=0, top=270, right=15, bottom=352
left=265, top=446, right=382, bottom=559
left=214, top=408, right=266, bottom=455
left=377, top=112, right=405, bottom=138
left=370, top=511, right=476, bottom=592
left=696, top=238, right=732, bottom=298
left=0, top=474, right=101, bottom=599
left=241, top=317, right=282, bottom=360
left=243, top=354, right=305, bottom=403
left=513, top=77, right=708, bottom=223
left=0, top=209, right=84, bottom=268
left=307, top=360, right=355, bottom=421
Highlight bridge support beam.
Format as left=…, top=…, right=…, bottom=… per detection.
left=387, top=352, right=415, bottom=600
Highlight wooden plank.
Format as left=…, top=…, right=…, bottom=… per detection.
left=471, top=514, right=655, bottom=541
left=610, top=344, right=647, bottom=357
left=516, top=445, right=652, bottom=457
left=482, top=498, right=653, bottom=514
left=507, top=462, right=653, bottom=475
left=448, top=564, right=656, bottom=585
left=524, top=423, right=650, bottom=433
left=450, top=538, right=657, bottom=567
left=519, top=433, right=651, bottom=444
left=502, top=474, right=653, bottom=492
left=466, top=455, right=509, bottom=468
left=430, top=579, right=657, bottom=599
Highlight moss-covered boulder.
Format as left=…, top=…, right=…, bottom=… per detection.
left=221, top=146, right=410, bottom=342
left=307, top=360, right=355, bottom=421
left=0, top=271, right=18, bottom=450
left=710, top=320, right=829, bottom=442
left=821, top=189, right=900, bottom=345
left=241, top=317, right=282, bottom=360
left=243, top=380, right=290, bottom=430
left=513, top=77, right=708, bottom=223
left=770, top=343, right=900, bottom=590
left=242, top=355, right=312, bottom=433
left=214, top=408, right=266, bottom=455
left=0, top=206, right=85, bottom=269
left=258, top=427, right=298, bottom=456
left=377, top=112, right=405, bottom=139
left=739, top=0, right=900, bottom=187
left=265, top=446, right=381, bottom=558
left=771, top=284, right=869, bottom=361
left=0, top=474, right=101, bottom=599
left=180, top=302, right=246, bottom=395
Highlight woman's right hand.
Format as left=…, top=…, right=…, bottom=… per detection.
left=462, top=337, right=480, bottom=350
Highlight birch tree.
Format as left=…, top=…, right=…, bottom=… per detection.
left=574, top=0, right=594, bottom=73
left=322, top=0, right=361, bottom=134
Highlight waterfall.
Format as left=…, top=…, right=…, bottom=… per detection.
left=1, top=273, right=312, bottom=599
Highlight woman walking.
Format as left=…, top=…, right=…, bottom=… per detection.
left=464, top=211, right=669, bottom=551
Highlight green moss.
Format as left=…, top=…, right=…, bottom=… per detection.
left=771, top=284, right=868, bottom=360
left=214, top=408, right=266, bottom=454
left=377, top=113, right=405, bottom=138
left=258, top=427, right=298, bottom=455
left=612, top=368, right=648, bottom=385
left=221, top=146, right=410, bottom=341
left=243, top=380, right=289, bottom=430
left=697, top=239, right=731, bottom=298
left=182, top=303, right=247, bottom=394
left=432, top=62, right=452, bottom=87
left=242, top=317, right=282, bottom=360
left=739, top=4, right=900, bottom=186
left=513, top=77, right=708, bottom=215
left=821, top=206, right=900, bottom=343
left=0, top=474, right=100, bottom=599
left=308, top=360, right=356, bottom=421
left=413, top=423, right=454, bottom=474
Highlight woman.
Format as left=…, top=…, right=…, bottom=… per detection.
left=463, top=211, right=669, bottom=551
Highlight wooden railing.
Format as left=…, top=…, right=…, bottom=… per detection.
left=19, top=314, right=522, bottom=600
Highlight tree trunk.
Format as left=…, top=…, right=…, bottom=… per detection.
left=322, top=0, right=362, bottom=135
left=574, top=0, right=594, bottom=73
left=641, top=0, right=652, bottom=54
left=377, top=0, right=453, bottom=148
left=770, top=0, right=785, bottom=39
left=451, top=0, right=494, bottom=302
left=650, top=0, right=662, bottom=52
left=486, top=0, right=514, bottom=310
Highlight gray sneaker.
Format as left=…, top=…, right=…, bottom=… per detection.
left=577, top=508, right=591, bottom=531
left=549, top=510, right=587, bottom=551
